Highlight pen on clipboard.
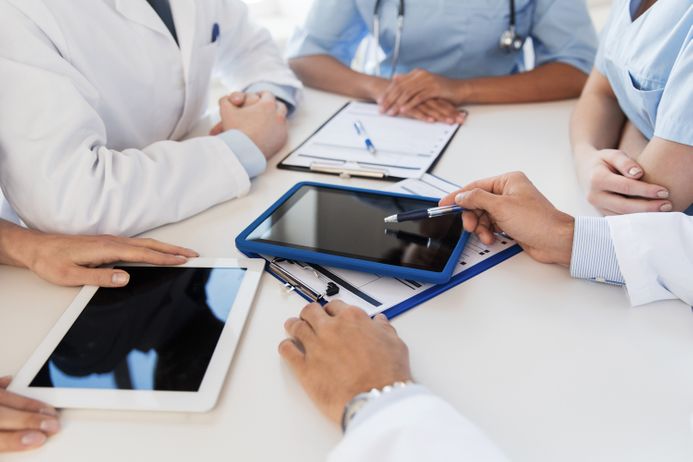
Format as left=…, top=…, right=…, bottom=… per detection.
left=353, top=120, right=377, bottom=155
left=384, top=205, right=463, bottom=223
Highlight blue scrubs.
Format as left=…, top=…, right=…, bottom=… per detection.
left=287, top=0, right=598, bottom=79
left=596, top=0, right=692, bottom=145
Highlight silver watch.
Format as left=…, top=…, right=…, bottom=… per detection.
left=341, top=381, right=413, bottom=433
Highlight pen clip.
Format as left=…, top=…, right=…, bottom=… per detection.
left=309, top=162, right=387, bottom=179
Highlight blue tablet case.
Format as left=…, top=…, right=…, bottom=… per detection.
left=235, top=182, right=470, bottom=285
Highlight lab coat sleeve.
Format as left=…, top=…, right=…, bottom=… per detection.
left=329, top=388, right=509, bottom=462
left=0, top=8, right=251, bottom=236
left=529, top=0, right=598, bottom=75
left=214, top=0, right=302, bottom=98
left=606, top=213, right=693, bottom=307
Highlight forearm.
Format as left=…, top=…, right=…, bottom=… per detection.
left=453, top=62, right=587, bottom=105
left=0, top=220, right=38, bottom=268
left=637, top=138, right=693, bottom=211
left=289, top=55, right=387, bottom=101
left=569, top=71, right=625, bottom=158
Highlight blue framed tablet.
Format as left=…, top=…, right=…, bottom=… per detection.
left=235, top=182, right=469, bottom=284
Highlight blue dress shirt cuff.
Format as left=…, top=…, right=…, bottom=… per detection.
left=570, top=216, right=625, bottom=285
left=217, top=130, right=266, bottom=179
left=244, top=82, right=298, bottom=116
left=346, top=384, right=431, bottom=433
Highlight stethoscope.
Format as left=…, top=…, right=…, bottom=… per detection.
left=371, top=0, right=525, bottom=78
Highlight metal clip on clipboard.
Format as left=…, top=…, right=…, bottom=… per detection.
left=267, top=259, right=340, bottom=303
left=309, top=162, right=388, bottom=180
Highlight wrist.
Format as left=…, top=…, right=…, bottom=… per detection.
left=0, top=222, right=41, bottom=269
left=452, top=79, right=473, bottom=105
left=341, top=380, right=414, bottom=432
left=552, top=213, right=575, bottom=267
left=362, top=76, right=389, bottom=102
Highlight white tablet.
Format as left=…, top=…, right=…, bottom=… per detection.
left=8, top=258, right=264, bottom=413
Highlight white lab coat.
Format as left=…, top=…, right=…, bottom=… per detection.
left=329, top=213, right=693, bottom=462
left=607, top=212, right=693, bottom=307
left=0, top=0, right=301, bottom=236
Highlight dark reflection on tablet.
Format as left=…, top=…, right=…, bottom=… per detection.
left=248, top=186, right=463, bottom=272
left=29, top=267, right=245, bottom=392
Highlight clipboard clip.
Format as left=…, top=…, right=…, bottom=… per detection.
left=268, top=259, right=341, bottom=303
left=309, top=162, right=388, bottom=179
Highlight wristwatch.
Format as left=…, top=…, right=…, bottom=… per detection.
left=341, top=380, right=413, bottom=433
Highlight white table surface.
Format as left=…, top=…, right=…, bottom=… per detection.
left=1, top=89, right=692, bottom=462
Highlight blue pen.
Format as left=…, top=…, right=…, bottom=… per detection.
left=211, top=23, right=220, bottom=43
left=384, top=205, right=463, bottom=223
left=353, top=120, right=377, bottom=155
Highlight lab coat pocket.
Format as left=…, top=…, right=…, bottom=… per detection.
left=625, top=69, right=664, bottom=131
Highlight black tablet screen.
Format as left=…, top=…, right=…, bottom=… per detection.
left=29, top=267, right=245, bottom=392
left=248, top=186, right=463, bottom=272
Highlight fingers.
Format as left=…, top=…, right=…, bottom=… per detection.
left=52, top=266, right=131, bottom=288
left=278, top=338, right=305, bottom=370
left=209, top=122, right=224, bottom=136
left=0, top=430, right=48, bottom=453
left=603, top=149, right=644, bottom=179
left=453, top=188, right=499, bottom=215
left=373, top=313, right=396, bottom=332
left=276, top=101, right=288, bottom=119
left=596, top=170, right=670, bottom=201
left=0, top=389, right=56, bottom=416
left=591, top=192, right=673, bottom=214
left=97, top=242, right=191, bottom=268
left=228, top=92, right=246, bottom=107
left=379, top=79, right=406, bottom=115
left=284, top=317, right=315, bottom=346
left=0, top=406, right=60, bottom=435
left=299, top=303, right=328, bottom=331
left=113, top=237, right=198, bottom=258
left=0, top=377, right=10, bottom=390
left=323, top=299, right=350, bottom=317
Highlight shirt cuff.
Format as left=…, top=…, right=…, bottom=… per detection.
left=217, top=130, right=266, bottom=179
left=569, top=216, right=625, bottom=285
left=346, top=384, right=431, bottom=433
left=245, top=82, right=298, bottom=116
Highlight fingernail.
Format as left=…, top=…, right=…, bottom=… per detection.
left=657, top=190, right=669, bottom=199
left=40, top=419, right=60, bottom=433
left=455, top=192, right=467, bottom=203
left=21, top=432, right=47, bottom=447
left=112, top=272, right=129, bottom=286
left=38, top=407, right=57, bottom=416
left=628, top=167, right=642, bottom=176
left=660, top=203, right=672, bottom=212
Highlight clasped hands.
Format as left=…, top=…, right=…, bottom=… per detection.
left=209, top=91, right=289, bottom=159
left=374, top=68, right=467, bottom=124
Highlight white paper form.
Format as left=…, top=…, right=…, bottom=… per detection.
left=280, top=102, right=459, bottom=180
left=264, top=174, right=520, bottom=317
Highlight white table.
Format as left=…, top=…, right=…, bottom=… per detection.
left=1, top=89, right=692, bottom=462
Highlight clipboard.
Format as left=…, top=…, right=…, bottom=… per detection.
left=238, top=174, right=522, bottom=319
left=244, top=245, right=521, bottom=320
left=278, top=102, right=461, bottom=182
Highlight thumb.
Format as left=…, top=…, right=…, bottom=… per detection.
left=59, top=266, right=131, bottom=288
left=605, top=150, right=644, bottom=178
left=454, top=188, right=499, bottom=215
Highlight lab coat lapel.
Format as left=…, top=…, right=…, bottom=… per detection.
left=170, top=0, right=197, bottom=82
left=114, top=0, right=171, bottom=39
left=169, top=0, right=198, bottom=140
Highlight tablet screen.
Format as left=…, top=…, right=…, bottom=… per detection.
left=29, top=267, right=245, bottom=392
left=248, top=185, right=462, bottom=272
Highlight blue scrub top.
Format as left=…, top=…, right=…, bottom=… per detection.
left=287, top=0, right=598, bottom=79
left=596, top=0, right=692, bottom=145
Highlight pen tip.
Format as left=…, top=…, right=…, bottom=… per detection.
left=384, top=216, right=397, bottom=223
